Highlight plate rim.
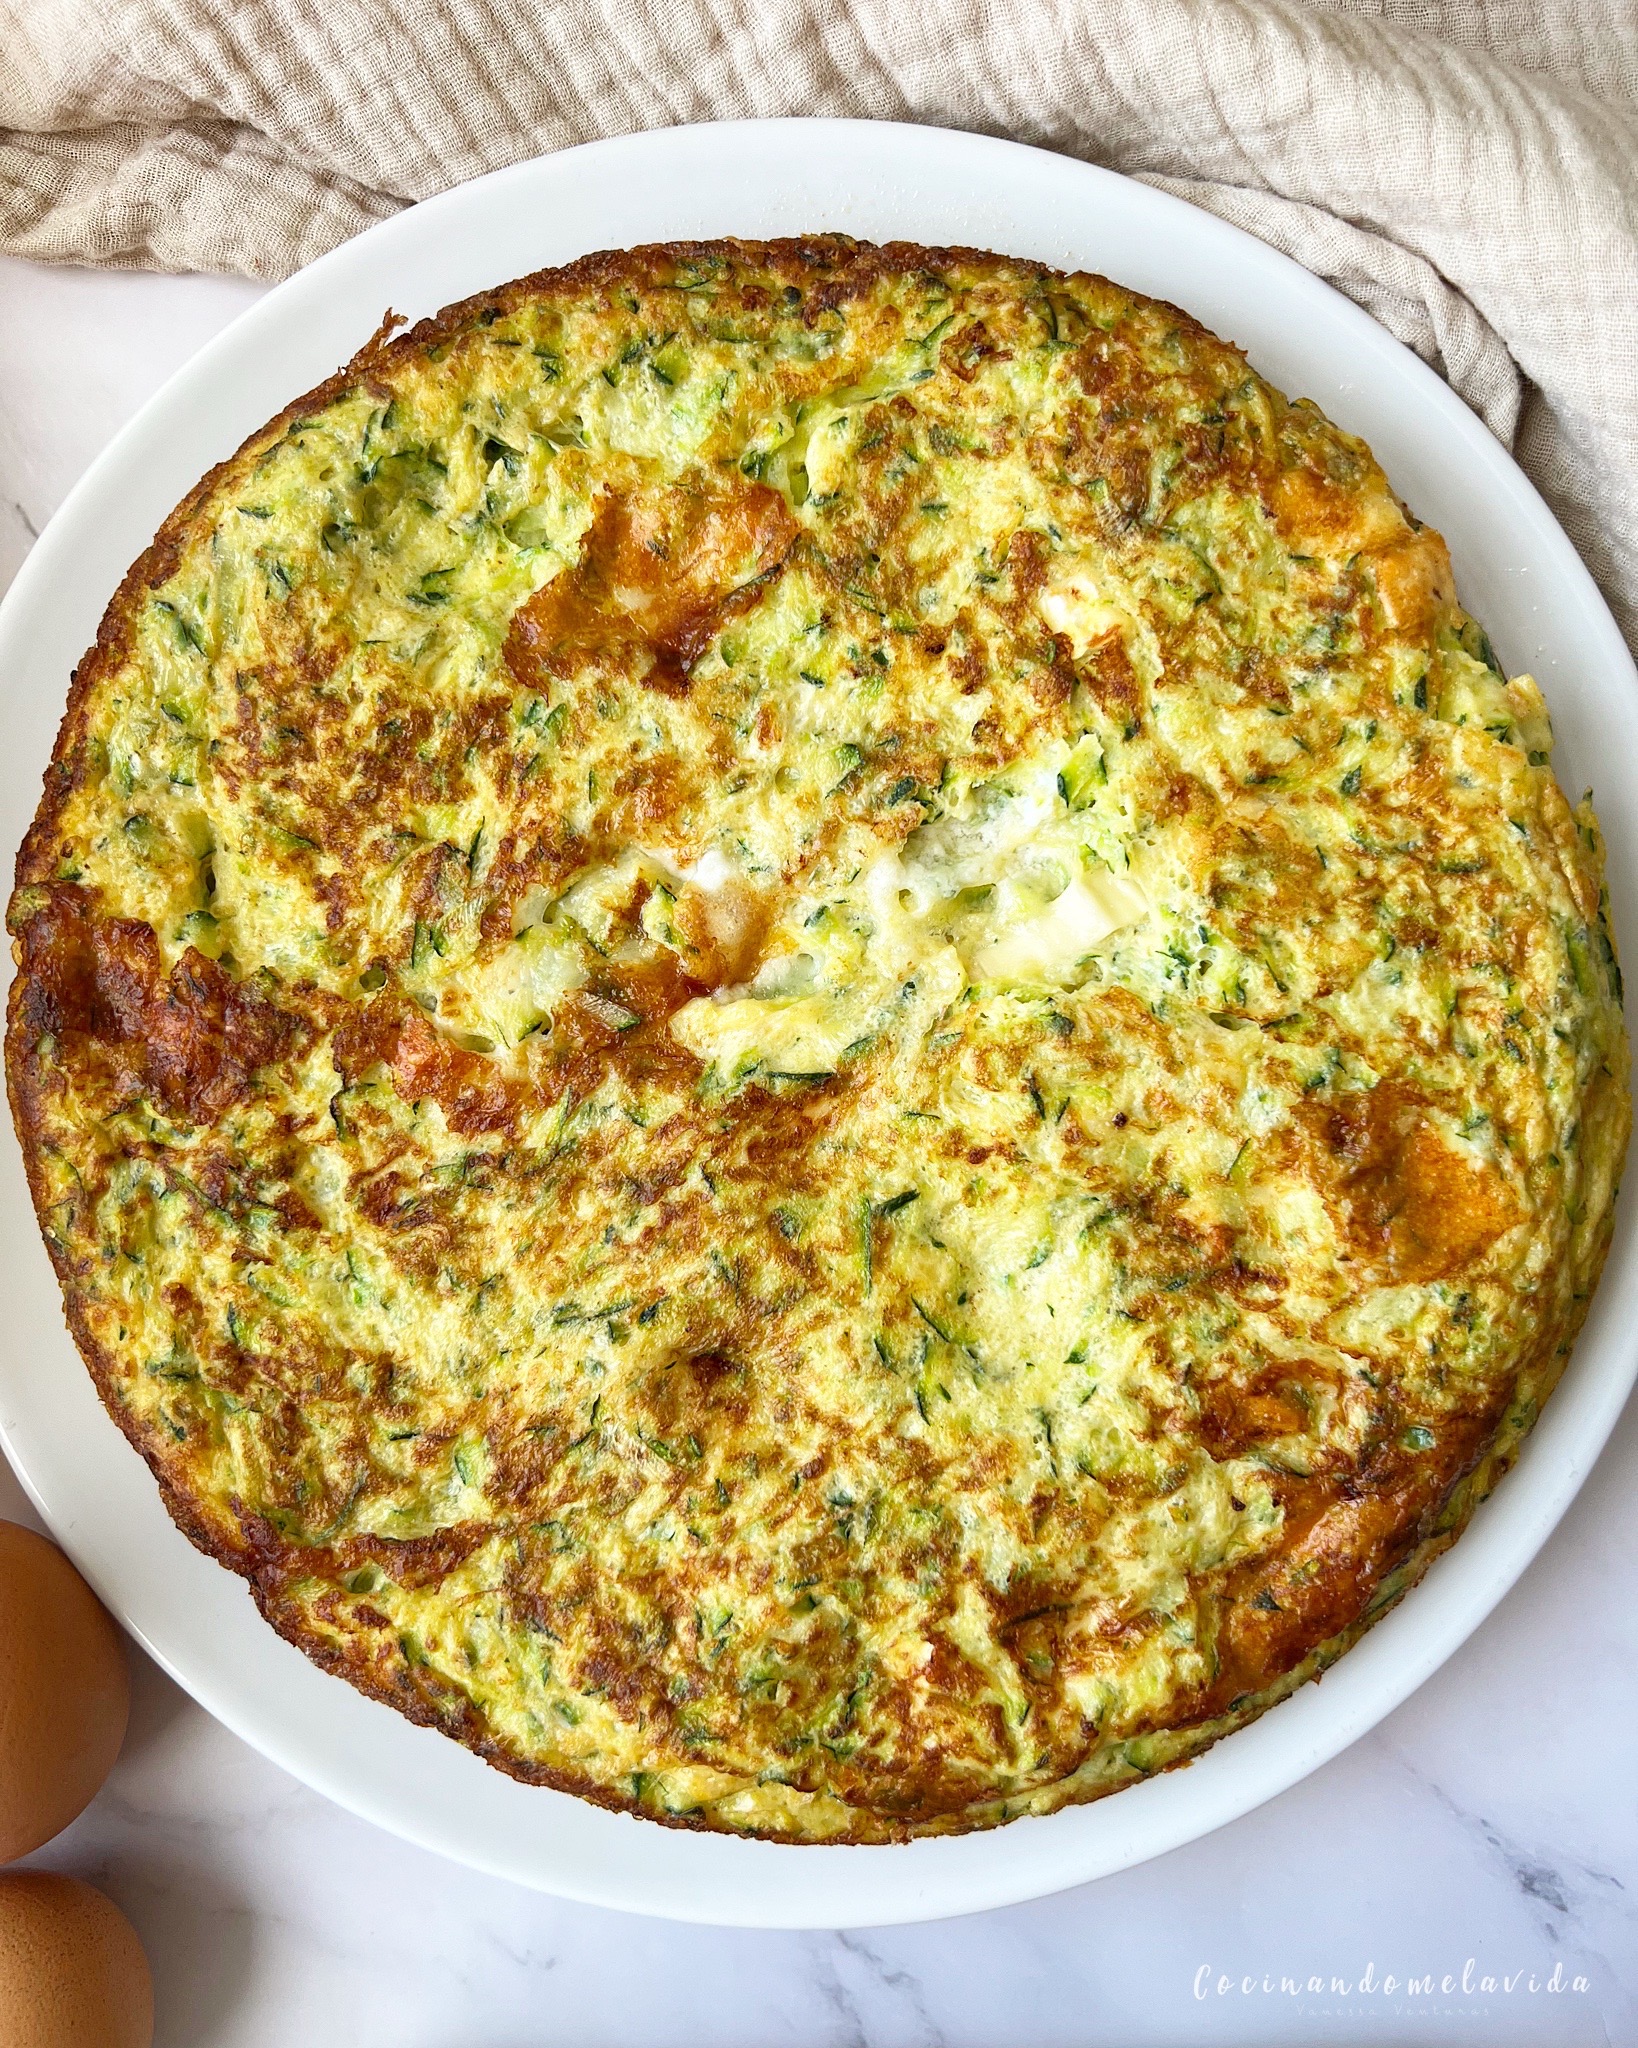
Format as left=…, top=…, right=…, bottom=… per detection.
left=1, top=115, right=1634, bottom=1928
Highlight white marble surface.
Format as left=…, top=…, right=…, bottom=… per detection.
left=1, top=249, right=1635, bottom=2048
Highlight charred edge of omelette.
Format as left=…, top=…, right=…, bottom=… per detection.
left=6, top=236, right=1629, bottom=1842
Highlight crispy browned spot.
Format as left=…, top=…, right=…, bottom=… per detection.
left=335, top=994, right=520, bottom=1134
left=335, top=940, right=708, bottom=1134
left=14, top=885, right=305, bottom=1122
left=671, top=878, right=771, bottom=987
left=1195, top=1357, right=1353, bottom=1460
left=1031, top=631, right=1077, bottom=709
left=191, top=1143, right=320, bottom=1234
left=1309, top=1080, right=1520, bottom=1282
left=350, top=1159, right=457, bottom=1271
left=1201, top=1392, right=1499, bottom=1709
left=1078, top=631, right=1141, bottom=724
left=245, top=1517, right=495, bottom=1597
left=595, top=947, right=709, bottom=1025
left=383, top=1013, right=519, bottom=1134
left=945, top=318, right=1009, bottom=382
left=1368, top=529, right=1454, bottom=637
left=1003, top=526, right=1049, bottom=606
left=506, top=473, right=798, bottom=696
left=1268, top=460, right=1405, bottom=560
left=1211, top=1469, right=1420, bottom=1696
left=535, top=950, right=706, bottom=1087
left=630, top=1349, right=750, bottom=1441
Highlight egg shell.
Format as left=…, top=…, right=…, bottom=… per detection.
left=0, top=1522, right=129, bottom=1862
left=0, top=1870, right=153, bottom=2047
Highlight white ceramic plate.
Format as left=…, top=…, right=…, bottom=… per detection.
left=2, top=119, right=1634, bottom=1929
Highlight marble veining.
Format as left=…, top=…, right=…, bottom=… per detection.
left=0, top=251, right=1634, bottom=2048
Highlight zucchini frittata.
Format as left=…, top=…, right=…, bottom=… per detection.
left=7, top=239, right=1628, bottom=1840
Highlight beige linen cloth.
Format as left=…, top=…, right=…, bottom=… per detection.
left=1, top=0, right=1634, bottom=647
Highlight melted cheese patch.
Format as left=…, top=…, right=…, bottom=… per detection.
left=1039, top=566, right=1133, bottom=653
left=670, top=748, right=1150, bottom=1077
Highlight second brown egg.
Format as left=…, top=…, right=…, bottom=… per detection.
left=0, top=1521, right=130, bottom=1863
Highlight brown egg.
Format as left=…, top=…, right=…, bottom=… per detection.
left=0, top=1872, right=153, bottom=2047
left=0, top=1522, right=129, bottom=1862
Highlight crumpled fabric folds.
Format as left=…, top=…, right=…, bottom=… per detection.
left=1, top=0, right=1634, bottom=644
